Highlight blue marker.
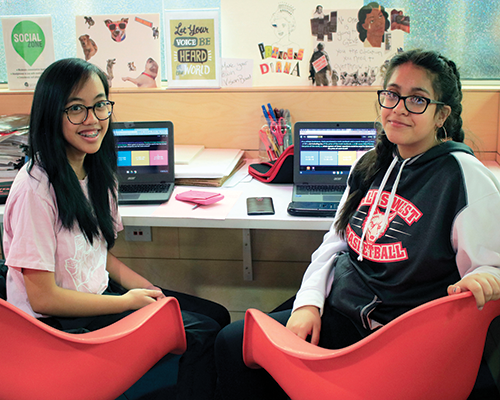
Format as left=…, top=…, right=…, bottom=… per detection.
left=261, top=105, right=272, bottom=125
left=267, top=103, right=277, bottom=122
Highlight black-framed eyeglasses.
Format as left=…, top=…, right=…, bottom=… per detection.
left=377, top=90, right=445, bottom=114
left=63, top=100, right=114, bottom=125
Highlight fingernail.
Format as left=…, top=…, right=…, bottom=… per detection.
left=478, top=306, right=483, bottom=311
left=452, top=287, right=457, bottom=294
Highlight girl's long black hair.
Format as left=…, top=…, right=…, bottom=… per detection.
left=28, top=58, right=118, bottom=248
left=334, top=49, right=465, bottom=239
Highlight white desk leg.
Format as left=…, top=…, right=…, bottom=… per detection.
left=243, top=228, right=253, bottom=281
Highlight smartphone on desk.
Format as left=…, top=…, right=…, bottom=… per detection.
left=246, top=197, right=275, bottom=215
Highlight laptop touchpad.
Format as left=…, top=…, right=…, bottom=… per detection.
left=120, top=193, right=141, bottom=200
left=323, top=195, right=342, bottom=202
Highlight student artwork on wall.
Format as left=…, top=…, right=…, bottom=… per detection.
left=75, top=14, right=161, bottom=89
left=221, top=0, right=362, bottom=86
left=309, top=3, right=409, bottom=87
left=1, top=15, right=55, bottom=90
left=164, top=9, right=221, bottom=88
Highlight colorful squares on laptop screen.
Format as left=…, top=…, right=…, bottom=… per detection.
left=298, top=127, right=376, bottom=176
left=150, top=150, right=169, bottom=165
left=117, top=150, right=169, bottom=167
left=300, top=150, right=361, bottom=167
left=114, top=125, right=171, bottom=175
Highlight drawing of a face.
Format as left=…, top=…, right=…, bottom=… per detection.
left=362, top=8, right=386, bottom=39
left=271, top=9, right=295, bottom=43
left=273, top=19, right=286, bottom=38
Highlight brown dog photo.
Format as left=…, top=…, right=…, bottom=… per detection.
left=78, top=34, right=98, bottom=61
left=122, top=58, right=159, bottom=88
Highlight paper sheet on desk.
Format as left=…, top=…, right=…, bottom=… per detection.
left=152, top=186, right=242, bottom=220
left=175, top=148, right=244, bottom=178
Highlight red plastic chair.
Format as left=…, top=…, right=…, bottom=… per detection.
left=243, top=292, right=500, bottom=400
left=0, top=296, right=187, bottom=400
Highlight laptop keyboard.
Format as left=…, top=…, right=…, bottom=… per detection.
left=297, top=184, right=344, bottom=195
left=120, top=183, right=171, bottom=194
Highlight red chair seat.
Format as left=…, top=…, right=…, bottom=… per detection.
left=0, top=296, right=186, bottom=400
left=243, top=292, right=500, bottom=400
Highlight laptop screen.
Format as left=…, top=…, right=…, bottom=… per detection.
left=113, top=121, right=174, bottom=184
left=294, top=122, right=377, bottom=184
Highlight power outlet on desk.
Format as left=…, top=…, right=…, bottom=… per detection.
left=124, top=226, right=152, bottom=242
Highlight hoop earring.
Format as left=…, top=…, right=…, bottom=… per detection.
left=443, top=125, right=448, bottom=141
left=442, top=125, right=448, bottom=141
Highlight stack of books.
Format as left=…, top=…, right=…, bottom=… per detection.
left=174, top=146, right=245, bottom=187
left=0, top=115, right=29, bottom=202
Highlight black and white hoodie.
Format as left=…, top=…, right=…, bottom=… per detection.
left=293, top=141, right=500, bottom=331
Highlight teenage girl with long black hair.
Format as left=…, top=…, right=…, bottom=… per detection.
left=3, top=58, right=229, bottom=400
left=215, top=49, right=500, bottom=399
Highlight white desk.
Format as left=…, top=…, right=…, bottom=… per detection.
left=0, top=173, right=333, bottom=231
left=118, top=178, right=333, bottom=231
left=3, top=161, right=498, bottom=230
left=117, top=178, right=333, bottom=281
left=0, top=176, right=333, bottom=281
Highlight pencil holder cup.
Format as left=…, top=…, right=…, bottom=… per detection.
left=259, top=118, right=273, bottom=161
left=258, top=116, right=293, bottom=162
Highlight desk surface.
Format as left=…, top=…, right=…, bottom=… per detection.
left=0, top=173, right=334, bottom=232
left=119, top=178, right=333, bottom=231
left=3, top=161, right=497, bottom=232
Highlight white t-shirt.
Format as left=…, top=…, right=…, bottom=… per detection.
left=3, top=163, right=123, bottom=318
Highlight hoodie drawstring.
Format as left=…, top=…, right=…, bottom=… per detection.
left=357, top=157, right=410, bottom=261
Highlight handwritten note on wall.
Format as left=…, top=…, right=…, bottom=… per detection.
left=220, top=58, right=253, bottom=88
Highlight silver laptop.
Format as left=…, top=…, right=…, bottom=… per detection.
left=114, top=121, right=175, bottom=205
left=287, top=121, right=377, bottom=217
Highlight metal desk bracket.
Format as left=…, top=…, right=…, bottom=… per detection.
left=242, top=229, right=253, bottom=281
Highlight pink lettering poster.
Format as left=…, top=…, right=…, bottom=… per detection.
left=221, top=0, right=361, bottom=86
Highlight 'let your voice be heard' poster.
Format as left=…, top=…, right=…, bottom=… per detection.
left=1, top=15, right=55, bottom=90
left=164, top=9, right=221, bottom=88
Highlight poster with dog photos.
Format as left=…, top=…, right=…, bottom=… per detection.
left=75, top=14, right=161, bottom=89
left=164, top=9, right=221, bottom=88
left=1, top=15, right=55, bottom=90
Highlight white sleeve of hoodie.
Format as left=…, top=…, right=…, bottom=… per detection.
left=452, top=153, right=500, bottom=282
left=292, top=186, right=350, bottom=315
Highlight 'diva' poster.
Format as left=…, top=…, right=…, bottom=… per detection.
left=165, top=9, right=221, bottom=88
left=75, top=14, right=161, bottom=89
left=1, top=15, right=55, bottom=90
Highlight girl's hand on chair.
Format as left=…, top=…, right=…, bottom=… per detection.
left=123, top=288, right=164, bottom=310
left=286, top=306, right=321, bottom=345
left=145, top=285, right=166, bottom=300
left=448, top=273, right=500, bottom=310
